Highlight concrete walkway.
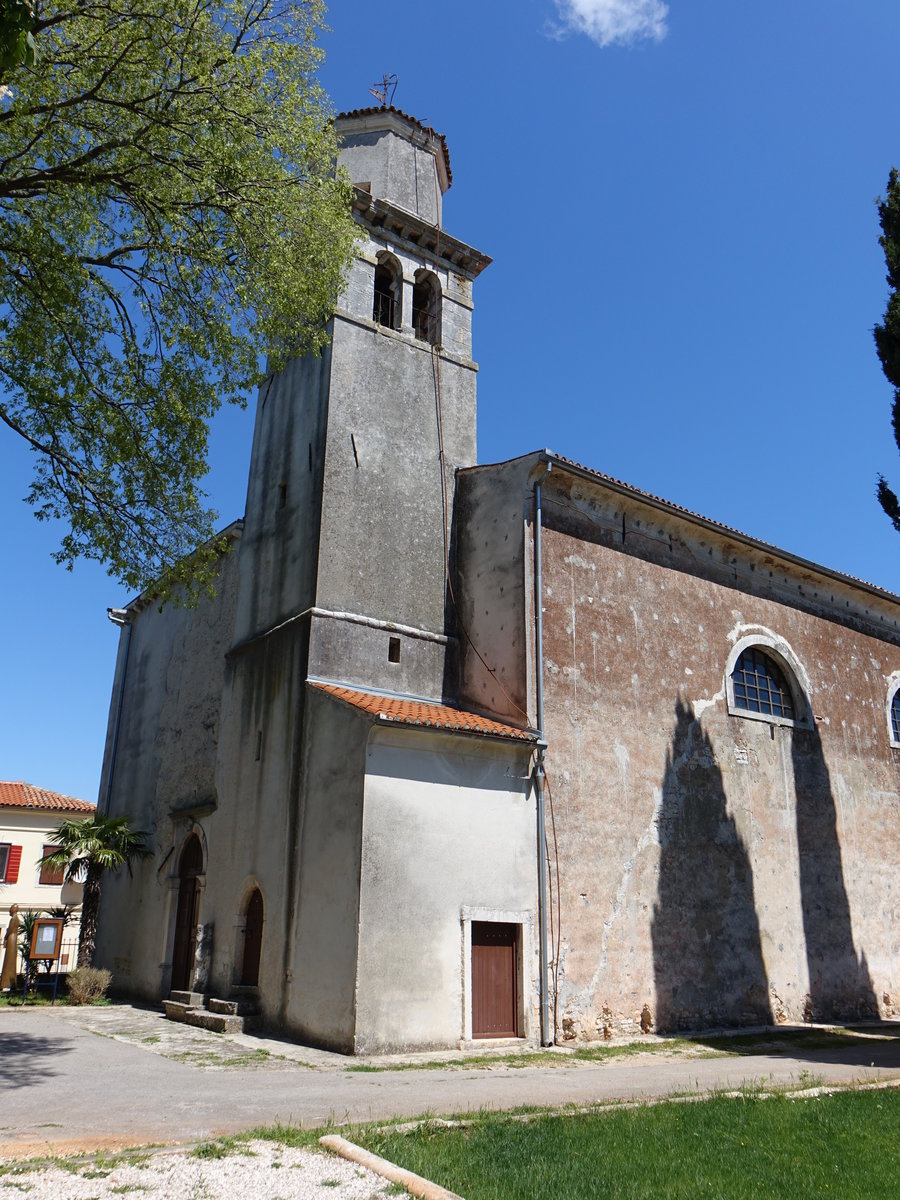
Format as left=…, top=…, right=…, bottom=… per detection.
left=2, top=1003, right=899, bottom=1156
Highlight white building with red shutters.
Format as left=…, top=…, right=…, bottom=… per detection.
left=1, top=782, right=94, bottom=972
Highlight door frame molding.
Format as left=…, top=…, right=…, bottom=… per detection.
left=460, top=905, right=535, bottom=1045
left=162, top=824, right=207, bottom=995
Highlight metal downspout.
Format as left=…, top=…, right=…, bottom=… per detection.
left=533, top=459, right=552, bottom=1046
left=103, top=608, right=133, bottom=815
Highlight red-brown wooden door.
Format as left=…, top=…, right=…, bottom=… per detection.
left=241, top=889, right=263, bottom=986
left=472, top=922, right=518, bottom=1038
left=171, top=835, right=203, bottom=992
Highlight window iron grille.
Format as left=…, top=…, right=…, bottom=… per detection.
left=373, top=287, right=394, bottom=328
left=732, top=647, right=795, bottom=720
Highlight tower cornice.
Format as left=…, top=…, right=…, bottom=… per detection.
left=352, top=187, right=491, bottom=279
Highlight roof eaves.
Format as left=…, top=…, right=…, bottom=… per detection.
left=119, top=518, right=244, bottom=618
left=539, top=453, right=900, bottom=610
left=309, top=682, right=537, bottom=744
left=374, top=710, right=538, bottom=744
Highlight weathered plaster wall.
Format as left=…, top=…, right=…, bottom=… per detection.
left=456, top=456, right=534, bottom=723
left=339, top=126, right=444, bottom=226
left=311, top=290, right=476, bottom=699
left=204, top=620, right=312, bottom=1022
left=458, top=458, right=900, bottom=1039
left=282, top=687, right=370, bottom=1051
left=232, top=345, right=332, bottom=646
left=96, top=543, right=240, bottom=998
left=536, top=474, right=900, bottom=1038
left=355, top=726, right=537, bottom=1053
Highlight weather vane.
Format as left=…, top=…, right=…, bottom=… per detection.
left=369, top=73, right=398, bottom=108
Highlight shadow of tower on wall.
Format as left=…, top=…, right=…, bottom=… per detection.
left=791, top=721, right=876, bottom=1020
left=651, top=697, right=772, bottom=1032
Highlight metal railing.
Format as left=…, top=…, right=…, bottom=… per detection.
left=13, top=936, right=80, bottom=978
left=373, top=288, right=394, bottom=328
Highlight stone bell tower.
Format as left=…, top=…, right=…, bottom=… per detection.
left=233, top=106, right=491, bottom=702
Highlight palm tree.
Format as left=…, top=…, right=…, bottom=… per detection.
left=39, top=815, right=151, bottom=967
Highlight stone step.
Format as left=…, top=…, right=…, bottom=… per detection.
left=169, top=990, right=205, bottom=1007
left=162, top=999, right=191, bottom=1021
left=183, top=1008, right=257, bottom=1035
left=208, top=996, right=261, bottom=1017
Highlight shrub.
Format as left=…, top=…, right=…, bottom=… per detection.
left=67, top=967, right=112, bottom=1005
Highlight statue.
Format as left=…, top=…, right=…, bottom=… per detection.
left=1, top=905, right=20, bottom=991
left=192, top=923, right=213, bottom=993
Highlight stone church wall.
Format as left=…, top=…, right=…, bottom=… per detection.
left=537, top=473, right=900, bottom=1039
left=96, top=536, right=241, bottom=999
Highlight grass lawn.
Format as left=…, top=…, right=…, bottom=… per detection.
left=349, top=1088, right=899, bottom=1199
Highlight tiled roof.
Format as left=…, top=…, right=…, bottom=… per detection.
left=0, top=782, right=95, bottom=813
left=336, top=105, right=452, bottom=184
left=311, top=683, right=536, bottom=742
left=549, top=453, right=900, bottom=607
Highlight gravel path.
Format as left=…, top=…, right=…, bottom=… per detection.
left=0, top=1141, right=396, bottom=1199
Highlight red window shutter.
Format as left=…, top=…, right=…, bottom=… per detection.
left=5, top=845, right=22, bottom=883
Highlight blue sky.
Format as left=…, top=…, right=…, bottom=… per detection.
left=3, top=0, right=900, bottom=804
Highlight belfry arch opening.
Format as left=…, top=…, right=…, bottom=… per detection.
left=373, top=253, right=402, bottom=331
left=412, top=269, right=441, bottom=345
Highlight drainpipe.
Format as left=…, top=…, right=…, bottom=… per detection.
left=533, top=458, right=553, bottom=1046
left=103, top=607, right=133, bottom=815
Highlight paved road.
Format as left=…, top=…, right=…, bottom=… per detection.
left=2, top=1004, right=899, bottom=1156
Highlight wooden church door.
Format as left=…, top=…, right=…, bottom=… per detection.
left=241, top=888, right=263, bottom=986
left=472, top=922, right=518, bottom=1038
left=171, top=835, right=203, bottom=992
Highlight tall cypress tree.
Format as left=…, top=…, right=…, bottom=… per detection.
left=876, top=169, right=900, bottom=531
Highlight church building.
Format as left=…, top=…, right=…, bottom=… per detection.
left=95, top=106, right=900, bottom=1052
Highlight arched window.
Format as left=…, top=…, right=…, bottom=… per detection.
left=889, top=686, right=900, bottom=746
left=373, top=252, right=401, bottom=331
left=731, top=647, right=795, bottom=720
left=412, top=269, right=441, bottom=345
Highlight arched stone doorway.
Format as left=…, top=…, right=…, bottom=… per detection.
left=171, top=834, right=203, bottom=992
left=241, top=888, right=264, bottom=987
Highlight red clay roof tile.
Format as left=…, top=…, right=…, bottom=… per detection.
left=311, top=684, right=536, bottom=742
left=0, top=782, right=95, bottom=813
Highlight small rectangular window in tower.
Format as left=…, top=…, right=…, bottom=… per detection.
left=255, top=730, right=263, bottom=761
left=388, top=637, right=401, bottom=664
left=278, top=482, right=287, bottom=510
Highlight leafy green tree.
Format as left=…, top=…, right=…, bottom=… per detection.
left=0, top=0, right=356, bottom=596
left=39, top=814, right=151, bottom=967
left=875, top=168, right=900, bottom=532
left=0, top=0, right=36, bottom=80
